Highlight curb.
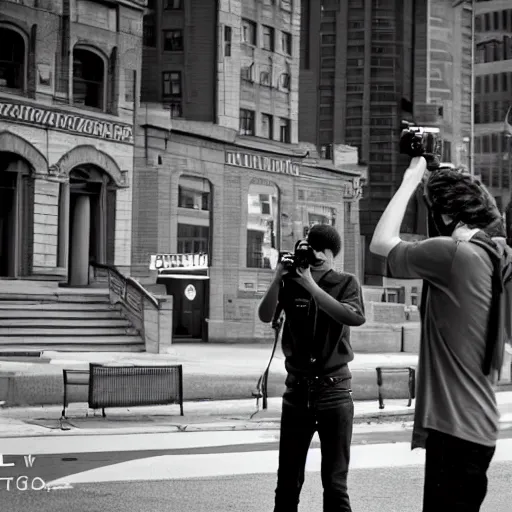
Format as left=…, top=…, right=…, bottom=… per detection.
left=0, top=409, right=416, bottom=438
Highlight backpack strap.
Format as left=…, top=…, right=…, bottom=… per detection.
left=469, top=234, right=504, bottom=376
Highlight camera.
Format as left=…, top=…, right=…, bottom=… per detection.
left=399, top=121, right=443, bottom=171
left=279, top=240, right=316, bottom=276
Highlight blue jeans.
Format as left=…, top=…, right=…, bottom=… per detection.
left=423, top=429, right=496, bottom=512
left=273, top=374, right=354, bottom=512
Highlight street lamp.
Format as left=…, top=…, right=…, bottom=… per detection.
left=453, top=0, right=475, bottom=176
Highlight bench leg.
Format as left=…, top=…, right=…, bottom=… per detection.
left=102, top=408, right=106, bottom=418
left=376, top=368, right=385, bottom=409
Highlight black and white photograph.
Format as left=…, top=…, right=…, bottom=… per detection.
left=0, top=0, right=512, bottom=510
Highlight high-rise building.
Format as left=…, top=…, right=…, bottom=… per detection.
left=133, top=0, right=366, bottom=342
left=299, top=0, right=474, bottom=284
left=473, top=0, right=512, bottom=212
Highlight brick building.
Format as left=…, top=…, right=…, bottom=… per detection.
left=473, top=0, right=512, bottom=211
left=134, top=0, right=366, bottom=342
left=0, top=0, right=145, bottom=284
left=299, top=0, right=473, bottom=287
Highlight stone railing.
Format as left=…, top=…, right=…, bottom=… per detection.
left=90, top=262, right=173, bottom=353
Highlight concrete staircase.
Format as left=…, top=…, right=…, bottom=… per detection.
left=0, top=281, right=144, bottom=352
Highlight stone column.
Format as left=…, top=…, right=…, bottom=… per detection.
left=69, top=195, right=90, bottom=286
left=58, top=182, right=70, bottom=269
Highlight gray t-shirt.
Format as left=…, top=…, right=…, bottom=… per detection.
left=387, top=236, right=500, bottom=449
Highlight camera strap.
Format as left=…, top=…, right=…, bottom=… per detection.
left=251, top=269, right=332, bottom=415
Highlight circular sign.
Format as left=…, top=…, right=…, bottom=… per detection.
left=184, top=284, right=197, bottom=301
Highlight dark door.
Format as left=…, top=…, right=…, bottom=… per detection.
left=0, top=170, right=17, bottom=277
left=168, top=278, right=206, bottom=341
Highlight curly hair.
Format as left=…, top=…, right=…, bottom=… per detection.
left=425, top=169, right=505, bottom=235
left=307, top=224, right=342, bottom=257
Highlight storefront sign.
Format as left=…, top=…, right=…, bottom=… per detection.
left=226, top=151, right=300, bottom=176
left=0, top=100, right=133, bottom=144
left=149, top=253, right=208, bottom=272
left=184, top=284, right=197, bottom=301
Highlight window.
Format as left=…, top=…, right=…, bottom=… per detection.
left=247, top=183, right=279, bottom=268
left=177, top=225, right=209, bottom=254
left=263, top=25, right=275, bottom=51
left=164, top=0, right=182, bottom=9
left=0, top=27, right=25, bottom=91
left=162, top=71, right=181, bottom=97
left=280, top=72, right=290, bottom=90
left=279, top=117, right=291, bottom=143
left=166, top=101, right=182, bottom=118
left=73, top=48, right=105, bottom=110
left=241, top=64, right=254, bottom=81
left=281, top=31, right=292, bottom=55
left=224, top=26, right=232, bottom=57
left=260, top=68, right=270, bottom=86
left=261, top=113, right=273, bottom=139
left=177, top=176, right=211, bottom=257
left=242, top=19, right=257, bottom=45
left=142, top=15, right=156, bottom=47
left=178, top=185, right=211, bottom=211
left=163, top=30, right=183, bottom=52
left=475, top=76, right=481, bottom=93
left=240, top=109, right=255, bottom=135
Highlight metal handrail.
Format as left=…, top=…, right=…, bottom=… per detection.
left=90, top=261, right=160, bottom=309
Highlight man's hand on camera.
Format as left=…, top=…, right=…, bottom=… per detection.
left=275, top=253, right=293, bottom=281
left=292, top=266, right=317, bottom=292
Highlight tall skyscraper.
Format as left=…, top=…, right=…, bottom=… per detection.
left=299, top=0, right=474, bottom=283
left=473, top=1, right=512, bottom=212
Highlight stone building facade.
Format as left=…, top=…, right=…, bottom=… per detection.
left=132, top=111, right=365, bottom=342
left=0, top=0, right=145, bottom=283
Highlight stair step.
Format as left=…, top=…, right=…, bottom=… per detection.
left=0, top=310, right=123, bottom=319
left=0, top=336, right=144, bottom=351
left=0, top=294, right=110, bottom=304
left=0, top=319, right=132, bottom=327
left=0, top=303, right=118, bottom=311
left=0, top=335, right=143, bottom=344
left=0, top=327, right=139, bottom=336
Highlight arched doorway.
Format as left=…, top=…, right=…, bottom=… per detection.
left=67, top=165, right=116, bottom=286
left=0, top=152, right=34, bottom=278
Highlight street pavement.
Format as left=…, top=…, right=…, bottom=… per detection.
left=1, top=424, right=512, bottom=511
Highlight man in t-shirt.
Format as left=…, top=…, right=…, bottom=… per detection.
left=370, top=156, right=505, bottom=512
left=258, top=224, right=365, bottom=512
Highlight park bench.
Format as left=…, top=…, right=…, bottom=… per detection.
left=62, top=363, right=184, bottom=418
left=376, top=366, right=416, bottom=410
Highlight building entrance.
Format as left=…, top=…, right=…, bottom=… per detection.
left=67, top=166, right=116, bottom=286
left=0, top=155, right=33, bottom=278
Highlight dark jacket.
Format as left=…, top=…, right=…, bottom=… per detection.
left=277, top=269, right=365, bottom=379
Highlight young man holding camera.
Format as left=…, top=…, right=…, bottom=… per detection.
left=370, top=156, right=509, bottom=512
left=258, top=224, right=365, bottom=512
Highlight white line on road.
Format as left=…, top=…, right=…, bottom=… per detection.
left=0, top=423, right=414, bottom=456
left=45, top=439, right=512, bottom=487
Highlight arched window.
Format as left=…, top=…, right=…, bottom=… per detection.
left=73, top=48, right=106, bottom=110
left=247, top=181, right=279, bottom=268
left=0, top=26, right=26, bottom=91
left=177, top=176, right=212, bottom=257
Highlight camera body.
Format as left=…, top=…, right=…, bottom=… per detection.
left=279, top=240, right=316, bottom=276
left=399, top=121, right=443, bottom=171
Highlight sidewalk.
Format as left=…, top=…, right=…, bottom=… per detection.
left=0, top=345, right=421, bottom=406
left=2, top=391, right=512, bottom=439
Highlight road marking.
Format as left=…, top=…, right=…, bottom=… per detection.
left=45, top=439, right=512, bottom=487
